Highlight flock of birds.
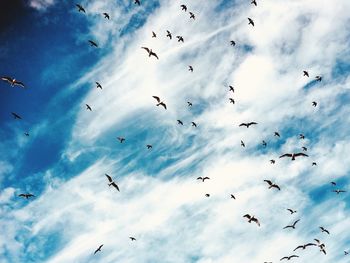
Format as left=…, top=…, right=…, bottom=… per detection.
left=1, top=1, right=349, bottom=262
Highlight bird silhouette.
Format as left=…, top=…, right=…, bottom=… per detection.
left=11, top=112, right=22, bottom=119
left=24, top=132, right=29, bottom=136
left=88, top=40, right=98, bottom=47
left=142, top=47, right=159, bottom=59
left=270, top=159, right=275, bottom=164
left=264, top=180, right=281, bottom=190
left=262, top=140, right=267, bottom=147
left=103, top=13, right=110, bottom=19
left=187, top=101, right=193, bottom=107
left=166, top=30, right=172, bottom=39
left=94, top=244, right=103, bottom=254
left=243, top=214, right=260, bottom=226
left=129, top=237, right=136, bottom=241
left=241, top=140, right=245, bottom=147
left=191, top=122, right=197, bottom=127
left=332, top=189, right=346, bottom=194
left=86, top=104, right=92, bottom=111
left=251, top=0, right=257, bottom=6
left=315, top=76, right=322, bottom=81
left=95, top=82, right=102, bottom=89
left=188, top=65, right=193, bottom=72
left=180, top=4, right=187, bottom=11
left=293, top=243, right=316, bottom=251
left=283, top=219, right=300, bottom=229
left=197, top=177, right=210, bottom=182
left=177, top=120, right=184, bottom=125
left=229, top=85, right=234, bottom=92
left=312, top=101, right=317, bottom=107
left=152, top=96, right=167, bottom=109
left=230, top=194, right=236, bottom=199
left=248, top=18, right=255, bottom=26
left=205, top=193, right=210, bottom=197
left=176, top=36, right=184, bottom=42
left=303, top=70, right=309, bottom=77
left=76, top=4, right=85, bottom=13
left=312, top=162, right=317, bottom=166
left=230, top=40, right=236, bottom=46
left=239, top=122, right=257, bottom=128
left=274, top=131, right=281, bottom=137
left=280, top=255, right=299, bottom=261
left=279, top=153, right=308, bottom=160
left=134, top=0, right=141, bottom=5
left=330, top=181, right=337, bottom=186
left=314, top=239, right=326, bottom=254
left=146, top=144, right=152, bottom=149
left=152, top=31, right=157, bottom=38
left=320, top=226, right=330, bottom=235
left=117, top=137, right=125, bottom=143
left=287, top=209, right=297, bottom=214
left=105, top=174, right=120, bottom=191
left=18, top=193, right=35, bottom=199
left=189, top=12, right=195, bottom=20
left=1, top=77, right=25, bottom=88
left=299, top=134, right=305, bottom=139
left=302, top=146, right=307, bottom=151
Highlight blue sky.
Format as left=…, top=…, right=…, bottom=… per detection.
left=1, top=0, right=350, bottom=262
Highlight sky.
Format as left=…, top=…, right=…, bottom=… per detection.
left=0, top=0, right=350, bottom=262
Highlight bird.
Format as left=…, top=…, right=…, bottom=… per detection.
left=239, top=122, right=257, bottom=128
left=344, top=251, right=349, bottom=255
left=332, top=189, right=346, bottom=194
left=287, top=209, right=297, bottom=214
left=176, top=36, right=184, bottom=42
left=152, top=31, right=157, bottom=38
left=315, top=75, right=322, bottom=81
left=243, top=214, right=260, bottom=226
left=189, top=12, right=195, bottom=20
left=302, top=146, right=307, bottom=151
left=117, top=137, right=125, bottom=143
left=152, top=96, right=167, bottom=109
left=264, top=180, right=281, bottom=190
left=1, top=77, right=25, bottom=88
left=230, top=40, right=236, bottom=46
left=187, top=101, right=193, bottom=107
left=299, top=134, right=305, bottom=139
left=312, top=101, right=317, bottom=107
left=303, top=70, right=309, bottom=77
left=191, top=122, right=197, bottom=127
left=320, top=227, right=330, bottom=235
left=197, top=177, right=210, bottom=182
left=262, top=140, right=267, bottom=147
left=105, top=174, right=120, bottom=191
left=177, top=120, right=184, bottom=125
left=166, top=30, right=172, bottom=39
left=248, top=18, right=255, bottom=26
left=330, top=181, right=337, bottom=186
left=88, top=40, right=98, bottom=47
left=280, top=255, right=299, bottom=261
left=103, top=13, right=110, bottom=19
left=205, top=193, right=210, bottom=197
left=293, top=243, right=316, bottom=251
left=85, top=104, right=92, bottom=111
left=188, top=65, right=193, bottom=72
left=134, top=0, right=141, bottom=5
left=142, top=47, right=159, bottom=59
left=229, top=85, right=234, bottom=92
left=129, top=237, right=136, bottom=241
left=241, top=140, right=245, bottom=147
left=229, top=98, right=235, bottom=104
left=312, top=162, right=317, bottom=166
left=251, top=0, right=257, bottom=6
left=230, top=194, right=236, bottom=199
left=273, top=132, right=280, bottom=138
left=18, top=193, right=35, bottom=199
left=314, top=239, right=326, bottom=254
left=94, top=244, right=103, bottom=254
left=24, top=132, right=29, bottom=137
left=11, top=112, right=22, bottom=119
left=95, top=82, right=102, bottom=89
left=270, top=159, right=275, bottom=164
left=279, top=153, right=308, bottom=160
left=76, top=4, right=85, bottom=13
left=283, top=219, right=300, bottom=229
left=146, top=144, right=152, bottom=149
left=180, top=4, right=187, bottom=11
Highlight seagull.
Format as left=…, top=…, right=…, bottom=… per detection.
left=248, top=18, right=255, bottom=26
left=76, top=4, right=85, bottom=13
left=152, top=96, right=167, bottom=109
left=243, top=214, right=260, bottom=226
left=189, top=12, right=195, bottom=20
left=332, top=189, right=346, bottom=194
left=129, top=237, right=136, bottom=241
left=303, top=71, right=309, bottom=77
left=86, top=104, right=92, bottom=111
left=279, top=153, right=308, bottom=160
left=262, top=140, right=267, bottom=147
left=287, top=209, right=297, bottom=214
left=152, top=31, right=157, bottom=38
left=18, top=193, right=35, bottom=199
left=205, top=193, right=210, bottom=197
left=187, top=101, right=193, bottom=107
left=146, top=144, right=152, bottom=149
left=94, top=244, right=103, bottom=254
left=280, top=255, right=299, bottom=261
left=314, top=239, right=326, bottom=254
left=241, top=140, right=245, bottom=147
left=105, top=174, right=120, bottom=191
left=302, top=146, right=307, bottom=151
left=117, top=137, right=125, bottom=143
left=142, top=47, right=159, bottom=59
left=264, top=180, right=281, bottom=190
left=177, top=120, right=184, bottom=125
left=95, top=82, right=102, bottom=89
left=270, top=159, right=275, bottom=164
left=229, top=85, right=234, bottom=92
left=229, top=98, right=235, bottom=104
left=230, top=40, right=236, bottom=46
left=11, top=112, right=22, bottom=119
left=88, top=40, right=98, bottom=47
left=315, top=76, right=322, bottom=81
left=197, top=177, right=210, bottom=182
left=312, top=101, right=317, bottom=107
left=345, top=251, right=349, bottom=255
left=24, top=132, right=29, bottom=136
left=293, top=243, right=316, bottom=251
left=180, top=4, right=187, bottom=11
left=1, top=77, right=25, bottom=88
left=188, top=65, right=193, bottom=72
left=274, top=132, right=281, bottom=137
left=134, top=0, right=141, bottom=5
left=312, top=162, right=317, bottom=166
left=191, top=122, right=197, bottom=127
left=299, top=134, right=305, bottom=139
left=103, top=13, right=110, bottom=19
left=239, top=122, right=257, bottom=128
left=283, top=219, right=300, bottom=229
left=230, top=194, right=236, bottom=199
left=320, top=227, right=330, bottom=235
left=251, top=0, right=257, bottom=6
left=176, top=36, right=184, bottom=42
left=166, top=30, right=172, bottom=39
left=330, top=181, right=337, bottom=186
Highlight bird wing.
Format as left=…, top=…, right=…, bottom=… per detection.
left=196, top=177, right=202, bottom=180
left=294, top=152, right=308, bottom=157
left=243, top=214, right=251, bottom=219
left=111, top=182, right=120, bottom=191
left=280, top=257, right=288, bottom=261
left=203, top=177, right=210, bottom=180
left=252, top=218, right=260, bottom=226
left=264, top=180, right=273, bottom=186
left=293, top=219, right=300, bottom=226
left=18, top=194, right=25, bottom=197
left=290, top=255, right=299, bottom=258
left=150, top=52, right=159, bottom=59
left=293, top=246, right=303, bottom=251
left=105, top=174, right=113, bottom=182
left=142, top=47, right=150, bottom=53
left=305, top=243, right=316, bottom=247
left=14, top=81, right=25, bottom=88
left=279, top=153, right=292, bottom=158
left=12, top=112, right=21, bottom=119
left=248, top=122, right=257, bottom=125
left=1, top=76, right=13, bottom=83
left=239, top=123, right=248, bottom=127
left=160, top=102, right=167, bottom=109
left=152, top=96, right=160, bottom=102
left=273, top=185, right=281, bottom=190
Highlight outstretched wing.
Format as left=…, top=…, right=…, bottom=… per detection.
left=239, top=123, right=248, bottom=127
left=293, top=246, right=303, bottom=251
left=248, top=122, right=257, bottom=126
left=243, top=214, right=251, bottom=219
left=159, top=102, right=167, bottom=109
left=150, top=52, right=159, bottom=59
left=279, top=153, right=292, bottom=158
left=152, top=96, right=160, bottom=102
left=252, top=217, right=260, bottom=226
left=264, top=180, right=273, bottom=186
left=294, top=152, right=309, bottom=157
left=111, top=182, right=120, bottom=191
left=105, top=174, right=113, bottom=182
left=141, top=47, right=150, bottom=53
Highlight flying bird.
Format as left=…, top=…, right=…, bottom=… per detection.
left=152, top=31, right=157, bottom=38
left=320, top=227, right=330, bottom=235
left=230, top=40, right=236, bottom=46
left=239, top=122, right=257, bottom=128
left=177, top=120, right=184, bottom=125
left=205, top=193, right=210, bottom=197
left=262, top=140, right=267, bottom=147
left=248, top=18, right=255, bottom=26
left=270, top=159, right=275, bottom=164
left=344, top=251, right=349, bottom=255
left=303, top=70, right=309, bottom=77
left=95, top=82, right=102, bottom=89
left=280, top=255, right=299, bottom=261
left=117, top=137, right=125, bottom=143
left=134, top=0, right=141, bottom=5
left=76, top=4, right=85, bottom=13
left=129, top=237, right=136, bottom=241
left=229, top=98, right=235, bottom=104
left=103, top=13, right=110, bottom=19
left=315, top=76, right=322, bottom=81
left=152, top=96, right=167, bottom=109
left=243, top=214, right=260, bottom=226
left=293, top=243, right=316, bottom=251
left=1, top=77, right=25, bottom=88
left=230, top=194, right=236, bottom=199
left=197, top=177, right=210, bottom=182
left=24, top=132, right=29, bottom=137
left=314, top=239, right=326, bottom=254
left=176, top=36, right=184, bottom=42
left=312, top=101, right=317, bottom=107
left=166, top=30, right=172, bottom=39
left=11, top=112, right=22, bottom=119
left=187, top=101, right=193, bottom=107
left=279, top=153, right=308, bottom=160
left=299, top=134, right=305, bottom=139
left=274, top=132, right=281, bottom=137
left=241, top=140, right=245, bottom=147
left=283, top=219, right=300, bottom=229
left=330, top=181, right=337, bottom=186
left=18, top=193, right=35, bottom=199
left=251, top=0, right=257, bottom=6
left=264, top=180, right=281, bottom=190
left=142, top=47, right=159, bottom=59
left=189, top=12, right=195, bottom=20
left=94, top=244, right=103, bottom=254
left=302, top=146, right=307, bottom=151
left=191, top=122, right=197, bottom=127
left=312, top=162, right=317, bottom=166
left=188, top=65, right=193, bottom=72
left=332, top=189, right=346, bottom=194
left=85, top=104, right=92, bottom=111
left=287, top=209, right=297, bottom=214
left=88, top=40, right=98, bottom=47
left=146, top=144, right=152, bottom=149
left=229, top=85, right=234, bottom=92
left=180, top=4, right=187, bottom=11
left=105, top=174, right=120, bottom=191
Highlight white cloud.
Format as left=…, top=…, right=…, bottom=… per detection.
left=29, top=0, right=55, bottom=10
